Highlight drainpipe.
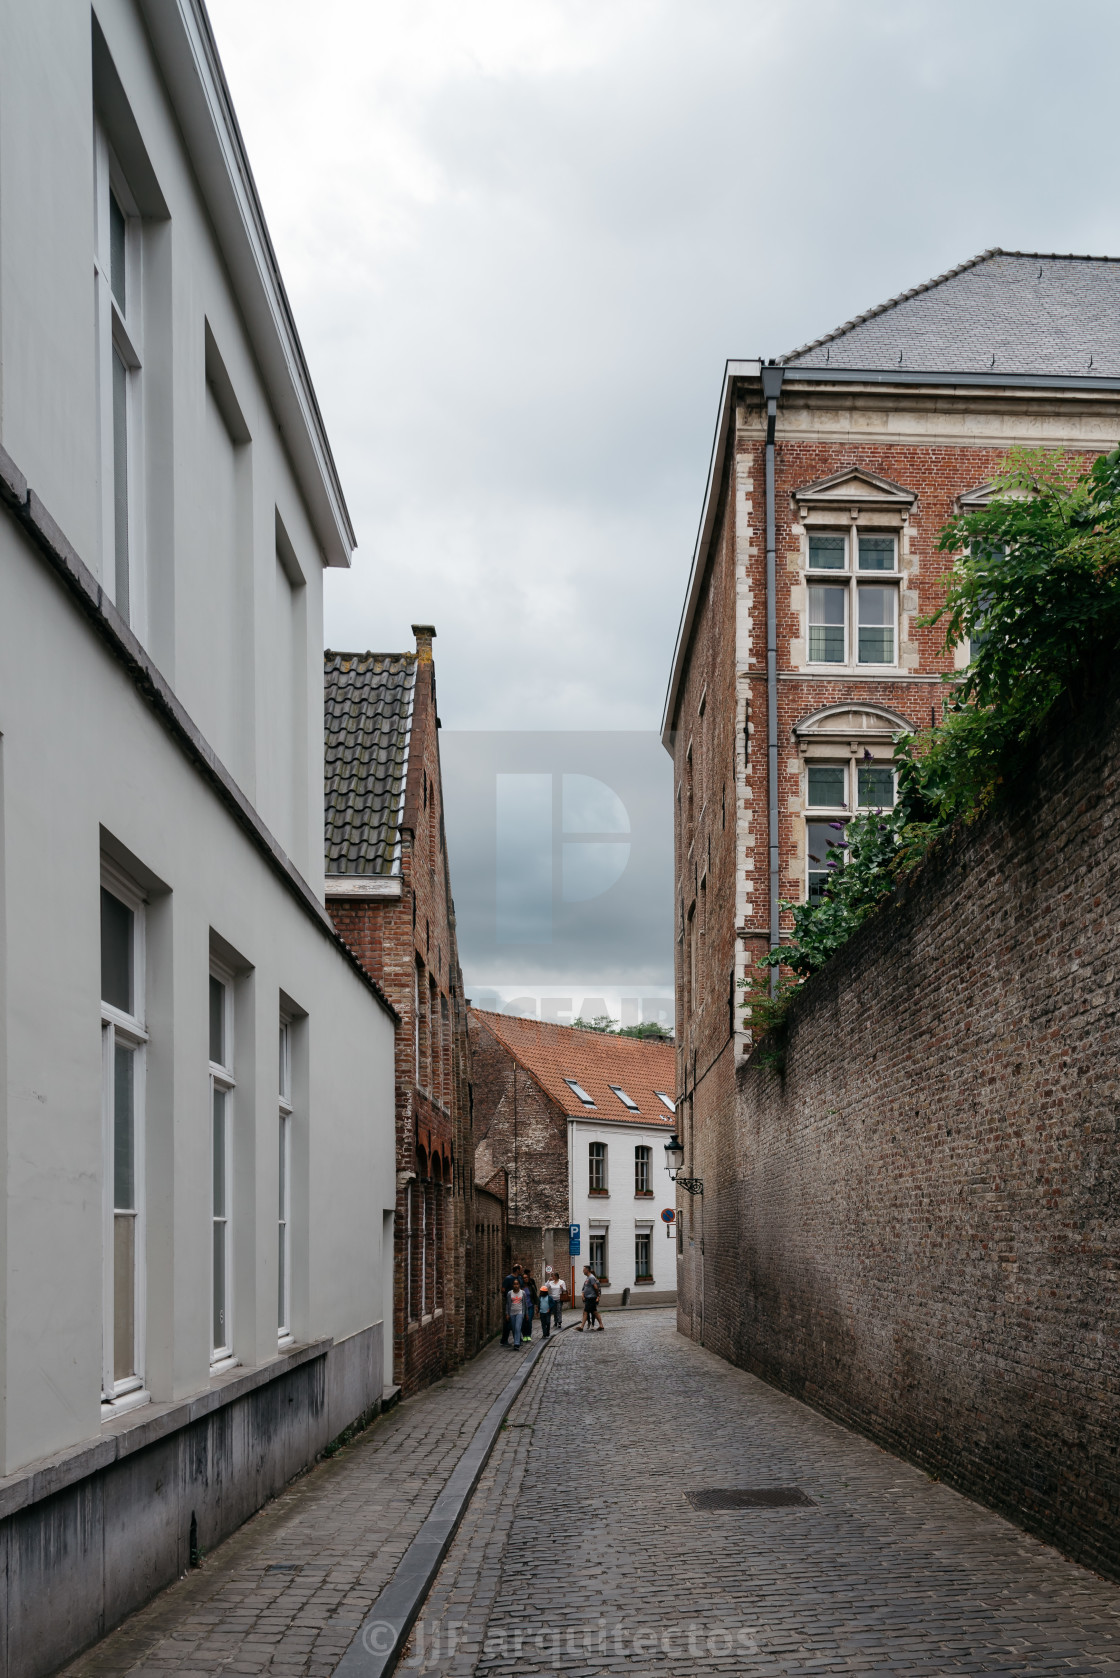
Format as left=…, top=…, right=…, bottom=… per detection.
left=760, top=362, right=784, bottom=994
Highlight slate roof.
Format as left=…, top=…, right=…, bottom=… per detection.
left=781, top=249, right=1120, bottom=376
left=471, top=1011, right=677, bottom=1126
left=324, top=651, right=416, bottom=875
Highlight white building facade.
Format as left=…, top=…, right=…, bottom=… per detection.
left=568, top=1114, right=678, bottom=1309
left=0, top=2, right=397, bottom=1668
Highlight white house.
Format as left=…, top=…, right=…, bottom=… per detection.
left=568, top=1103, right=679, bottom=1311
left=0, top=2, right=397, bottom=1668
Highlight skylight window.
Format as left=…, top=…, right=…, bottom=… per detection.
left=609, top=1085, right=640, bottom=1113
left=564, top=1079, right=596, bottom=1107
left=656, top=1092, right=676, bottom=1114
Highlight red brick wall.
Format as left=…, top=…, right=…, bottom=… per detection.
left=689, top=681, right=1120, bottom=1579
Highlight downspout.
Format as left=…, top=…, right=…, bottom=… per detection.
left=761, top=363, right=785, bottom=994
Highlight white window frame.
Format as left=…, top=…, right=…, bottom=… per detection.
left=209, top=963, right=236, bottom=1370
left=589, top=1229, right=608, bottom=1284
left=278, top=1016, right=293, bottom=1345
left=588, top=1140, right=607, bottom=1193
left=634, top=1145, right=651, bottom=1196
left=100, top=862, right=149, bottom=1416
left=805, top=526, right=901, bottom=671
left=94, top=122, right=145, bottom=632
left=635, top=1228, right=653, bottom=1281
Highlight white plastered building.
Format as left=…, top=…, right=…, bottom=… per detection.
left=0, top=2, right=397, bottom=1667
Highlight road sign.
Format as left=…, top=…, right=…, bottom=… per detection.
left=661, top=1207, right=676, bottom=1223
left=569, top=1222, right=580, bottom=1256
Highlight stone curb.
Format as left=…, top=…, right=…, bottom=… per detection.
left=333, top=1332, right=560, bottom=1676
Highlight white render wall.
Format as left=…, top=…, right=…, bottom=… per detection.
left=0, top=0, right=395, bottom=1482
left=568, top=1118, right=678, bottom=1305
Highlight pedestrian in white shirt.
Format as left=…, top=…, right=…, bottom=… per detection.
left=545, top=1269, right=567, bottom=1329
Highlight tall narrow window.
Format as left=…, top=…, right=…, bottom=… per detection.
left=858, top=585, right=896, bottom=664
left=209, top=970, right=235, bottom=1365
left=278, top=1018, right=292, bottom=1343
left=808, top=585, right=846, bottom=662
left=94, top=127, right=142, bottom=624
left=635, top=1231, right=652, bottom=1280
left=634, top=1146, right=652, bottom=1196
left=589, top=1232, right=607, bottom=1281
left=101, top=872, right=148, bottom=1413
left=589, top=1141, right=607, bottom=1193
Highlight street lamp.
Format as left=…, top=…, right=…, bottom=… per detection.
left=664, top=1133, right=703, bottom=1196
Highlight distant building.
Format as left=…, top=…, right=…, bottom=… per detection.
left=0, top=4, right=397, bottom=1670
left=325, top=629, right=505, bottom=1391
left=662, top=249, right=1120, bottom=1344
left=470, top=1013, right=678, bottom=1305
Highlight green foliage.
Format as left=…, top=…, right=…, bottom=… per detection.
left=570, top=1015, right=673, bottom=1041
left=759, top=443, right=1120, bottom=985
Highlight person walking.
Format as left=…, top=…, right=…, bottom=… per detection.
left=522, top=1268, right=539, bottom=1342
left=537, top=1276, right=552, bottom=1338
left=499, top=1263, right=518, bottom=1346
left=506, top=1276, right=527, bottom=1348
left=577, top=1265, right=602, bottom=1331
left=545, top=1268, right=567, bottom=1329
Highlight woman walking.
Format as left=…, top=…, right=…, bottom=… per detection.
left=537, top=1276, right=552, bottom=1338
left=506, top=1277, right=526, bottom=1347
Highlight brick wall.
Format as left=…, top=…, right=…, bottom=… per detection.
left=687, top=681, right=1120, bottom=1580
left=328, top=632, right=496, bottom=1396
left=469, top=1012, right=570, bottom=1280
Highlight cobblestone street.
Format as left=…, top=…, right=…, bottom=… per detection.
left=66, top=1312, right=1119, bottom=1677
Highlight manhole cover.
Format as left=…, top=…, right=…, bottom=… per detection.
left=686, top=1486, right=816, bottom=1510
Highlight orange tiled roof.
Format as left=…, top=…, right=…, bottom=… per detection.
left=471, top=1011, right=677, bottom=1125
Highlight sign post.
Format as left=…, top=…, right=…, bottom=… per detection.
left=569, top=1224, right=580, bottom=1319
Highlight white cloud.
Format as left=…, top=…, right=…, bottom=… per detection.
left=208, top=0, right=1120, bottom=729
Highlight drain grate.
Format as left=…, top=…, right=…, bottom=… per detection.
left=686, top=1486, right=816, bottom=1510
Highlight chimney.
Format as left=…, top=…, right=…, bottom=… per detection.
left=412, top=623, right=436, bottom=665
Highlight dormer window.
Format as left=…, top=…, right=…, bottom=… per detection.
left=609, top=1084, right=639, bottom=1113
left=564, top=1078, right=596, bottom=1107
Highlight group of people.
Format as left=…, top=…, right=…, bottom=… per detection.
left=501, top=1263, right=565, bottom=1347
left=501, top=1262, right=606, bottom=1346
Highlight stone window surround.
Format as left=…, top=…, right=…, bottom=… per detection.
left=789, top=473, right=919, bottom=677
left=792, top=706, right=911, bottom=899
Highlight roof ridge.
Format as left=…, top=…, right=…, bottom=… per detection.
left=780, top=249, right=1002, bottom=364
left=325, top=648, right=417, bottom=663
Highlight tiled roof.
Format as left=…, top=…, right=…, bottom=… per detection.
left=324, top=651, right=416, bottom=875
left=782, top=250, right=1120, bottom=376
left=471, top=1011, right=677, bottom=1125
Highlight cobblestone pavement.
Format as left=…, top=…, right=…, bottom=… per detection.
left=404, top=1311, right=1120, bottom=1677
left=60, top=1337, right=541, bottom=1678
left=62, top=1313, right=1120, bottom=1677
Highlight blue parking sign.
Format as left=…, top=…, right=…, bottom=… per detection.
left=569, top=1222, right=580, bottom=1256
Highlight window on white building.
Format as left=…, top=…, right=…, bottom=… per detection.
left=278, top=1017, right=292, bottom=1344
left=209, top=969, right=235, bottom=1366
left=101, top=870, right=148, bottom=1413
left=634, top=1146, right=651, bottom=1195
left=635, top=1230, right=652, bottom=1280
left=588, top=1141, right=607, bottom=1193
left=589, top=1231, right=608, bottom=1282
left=94, top=125, right=143, bottom=626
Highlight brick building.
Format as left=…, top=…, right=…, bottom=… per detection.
left=661, top=250, right=1120, bottom=1334
left=325, top=628, right=506, bottom=1393
left=470, top=1012, right=677, bottom=1305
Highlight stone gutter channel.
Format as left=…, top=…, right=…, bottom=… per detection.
left=334, top=1329, right=559, bottom=1676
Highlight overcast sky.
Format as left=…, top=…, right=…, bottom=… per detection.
left=208, top=0, right=1120, bottom=733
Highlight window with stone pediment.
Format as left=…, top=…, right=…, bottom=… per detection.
left=796, top=706, right=906, bottom=902
left=795, top=469, right=915, bottom=674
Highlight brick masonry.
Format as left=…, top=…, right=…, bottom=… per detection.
left=328, top=631, right=507, bottom=1396
left=682, top=681, right=1120, bottom=1580
left=468, top=1013, right=570, bottom=1281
